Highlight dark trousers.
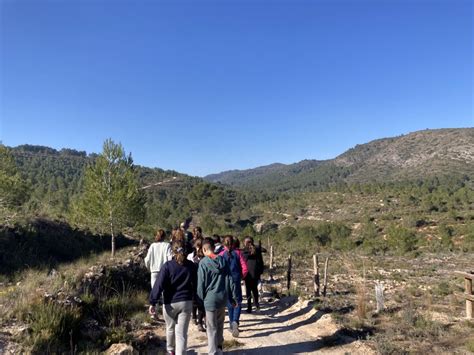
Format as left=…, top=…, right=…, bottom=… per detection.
left=192, top=301, right=205, bottom=326
left=245, top=276, right=259, bottom=311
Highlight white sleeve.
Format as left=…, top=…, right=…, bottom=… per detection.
left=144, top=245, right=152, bottom=270
left=166, top=243, right=172, bottom=261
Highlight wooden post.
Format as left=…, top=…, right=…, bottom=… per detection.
left=268, top=245, right=274, bottom=281
left=287, top=254, right=292, bottom=294
left=454, top=271, right=473, bottom=319
left=313, top=255, right=320, bottom=297
left=322, top=257, right=329, bottom=297
left=269, top=245, right=274, bottom=268
left=375, top=281, right=384, bottom=312
left=466, top=277, right=473, bottom=319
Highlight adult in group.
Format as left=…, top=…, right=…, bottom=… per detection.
left=219, top=235, right=248, bottom=337
left=180, top=220, right=193, bottom=244
left=197, top=238, right=238, bottom=355
left=243, top=238, right=264, bottom=313
left=144, top=229, right=172, bottom=290
left=193, top=226, right=203, bottom=241
left=149, top=241, right=197, bottom=355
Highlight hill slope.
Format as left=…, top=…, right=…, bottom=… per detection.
left=8, top=145, right=243, bottom=230
left=204, top=128, right=474, bottom=192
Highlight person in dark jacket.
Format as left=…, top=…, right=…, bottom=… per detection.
left=149, top=240, right=197, bottom=355
left=187, top=238, right=206, bottom=332
left=243, top=237, right=265, bottom=313
left=197, top=238, right=237, bottom=355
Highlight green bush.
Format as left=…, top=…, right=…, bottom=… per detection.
left=387, top=225, right=418, bottom=254
left=26, top=301, right=82, bottom=353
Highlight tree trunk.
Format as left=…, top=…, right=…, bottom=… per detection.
left=110, top=208, right=115, bottom=258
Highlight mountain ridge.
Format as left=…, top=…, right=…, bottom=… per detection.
left=204, top=128, right=474, bottom=191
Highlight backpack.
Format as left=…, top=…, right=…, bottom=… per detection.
left=223, top=250, right=241, bottom=281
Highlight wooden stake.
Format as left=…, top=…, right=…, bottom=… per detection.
left=466, top=277, right=473, bottom=319
left=287, top=254, right=292, bottom=294
left=454, top=271, right=473, bottom=319
left=313, top=255, right=320, bottom=297
left=375, top=281, right=384, bottom=312
left=269, top=245, right=274, bottom=281
left=323, top=257, right=329, bottom=297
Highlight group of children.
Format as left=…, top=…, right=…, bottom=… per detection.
left=144, top=223, right=265, bottom=355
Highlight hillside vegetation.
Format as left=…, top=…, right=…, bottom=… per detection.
left=1, top=130, right=473, bottom=354
left=7, top=144, right=256, bottom=233
left=205, top=128, right=474, bottom=193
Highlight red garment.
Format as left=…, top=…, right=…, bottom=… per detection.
left=219, top=248, right=248, bottom=279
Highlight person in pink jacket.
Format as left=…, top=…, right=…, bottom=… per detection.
left=218, top=235, right=248, bottom=337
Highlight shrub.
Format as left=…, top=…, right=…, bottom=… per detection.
left=26, top=301, right=82, bottom=353
left=387, top=225, right=418, bottom=254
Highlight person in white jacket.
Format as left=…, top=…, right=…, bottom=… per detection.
left=144, top=229, right=172, bottom=289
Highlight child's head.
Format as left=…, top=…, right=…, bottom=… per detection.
left=202, top=237, right=215, bottom=256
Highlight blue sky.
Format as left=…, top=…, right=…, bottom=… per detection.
left=1, top=0, right=472, bottom=176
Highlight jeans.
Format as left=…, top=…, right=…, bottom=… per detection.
left=227, top=279, right=243, bottom=324
left=162, top=301, right=193, bottom=355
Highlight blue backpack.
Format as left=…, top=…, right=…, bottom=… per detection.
left=223, top=250, right=241, bottom=282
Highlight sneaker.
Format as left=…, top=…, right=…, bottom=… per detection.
left=197, top=324, right=205, bottom=332
left=231, top=321, right=239, bottom=338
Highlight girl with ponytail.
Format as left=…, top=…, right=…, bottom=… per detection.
left=149, top=240, right=197, bottom=355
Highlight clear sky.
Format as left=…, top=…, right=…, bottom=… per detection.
left=1, top=0, right=472, bottom=176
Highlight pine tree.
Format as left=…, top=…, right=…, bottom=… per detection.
left=76, top=139, right=145, bottom=257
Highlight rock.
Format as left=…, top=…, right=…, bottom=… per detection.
left=105, top=343, right=137, bottom=355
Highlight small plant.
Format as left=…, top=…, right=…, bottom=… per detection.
left=26, top=301, right=82, bottom=353
left=104, top=326, right=132, bottom=348
left=466, top=338, right=474, bottom=352
left=435, top=281, right=451, bottom=297
left=223, top=338, right=244, bottom=349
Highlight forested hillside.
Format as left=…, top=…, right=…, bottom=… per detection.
left=205, top=128, right=474, bottom=193
left=7, top=144, right=257, bottom=233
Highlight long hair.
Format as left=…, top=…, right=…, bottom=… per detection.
left=172, top=240, right=186, bottom=265
left=172, top=229, right=185, bottom=243
left=155, top=229, right=166, bottom=242
left=193, top=238, right=204, bottom=258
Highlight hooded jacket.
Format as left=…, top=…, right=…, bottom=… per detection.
left=197, top=254, right=237, bottom=311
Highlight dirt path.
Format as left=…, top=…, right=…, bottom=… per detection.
left=153, top=291, right=376, bottom=355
